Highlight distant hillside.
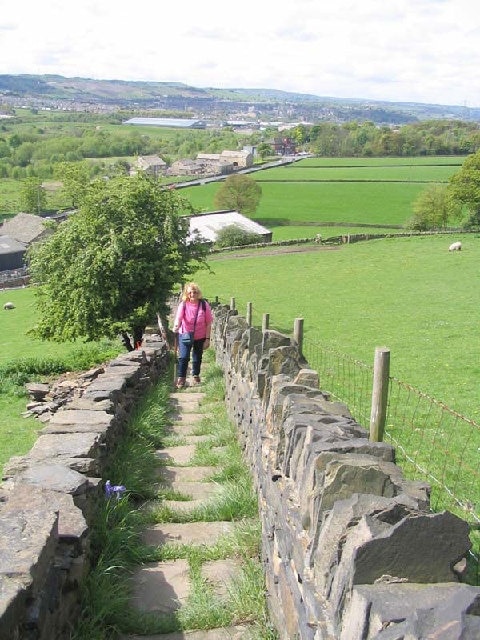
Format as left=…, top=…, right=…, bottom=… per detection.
left=1, top=73, right=480, bottom=124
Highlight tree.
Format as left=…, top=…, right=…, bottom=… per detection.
left=407, top=184, right=460, bottom=230
left=256, top=143, right=274, bottom=160
left=215, top=224, right=262, bottom=248
left=213, top=174, right=262, bottom=216
left=447, top=151, right=480, bottom=227
left=27, top=174, right=208, bottom=349
left=53, top=161, right=92, bottom=208
left=21, top=178, right=47, bottom=214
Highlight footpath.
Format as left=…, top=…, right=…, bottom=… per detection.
left=122, top=377, right=255, bottom=640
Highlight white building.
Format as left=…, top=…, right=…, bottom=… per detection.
left=188, top=210, right=272, bottom=244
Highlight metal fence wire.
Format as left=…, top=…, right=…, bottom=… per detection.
left=302, top=336, right=480, bottom=585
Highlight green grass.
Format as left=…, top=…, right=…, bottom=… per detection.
left=181, top=157, right=464, bottom=235
left=269, top=226, right=408, bottom=241
left=294, top=156, right=465, bottom=167
left=0, top=287, right=123, bottom=470
left=183, top=180, right=427, bottom=229
left=195, top=233, right=480, bottom=421
left=254, top=164, right=458, bottom=182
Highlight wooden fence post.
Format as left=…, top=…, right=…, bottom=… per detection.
left=293, top=317, right=304, bottom=356
left=230, top=297, right=236, bottom=311
left=369, top=347, right=390, bottom=442
left=262, top=313, right=270, bottom=332
left=246, top=302, right=252, bottom=327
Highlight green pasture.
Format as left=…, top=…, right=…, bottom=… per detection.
left=183, top=180, right=427, bottom=228
left=196, top=233, right=480, bottom=421
left=181, top=157, right=466, bottom=236
left=0, top=288, right=123, bottom=470
left=0, top=288, right=88, bottom=362
left=296, top=156, right=465, bottom=167
left=256, top=164, right=458, bottom=182
left=264, top=226, right=407, bottom=242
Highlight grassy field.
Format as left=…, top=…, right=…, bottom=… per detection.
left=181, top=156, right=465, bottom=240
left=0, top=156, right=473, bottom=461
left=0, top=288, right=122, bottom=469
left=195, top=232, right=479, bottom=421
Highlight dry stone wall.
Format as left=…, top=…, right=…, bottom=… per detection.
left=211, top=303, right=480, bottom=640
left=0, top=334, right=168, bottom=640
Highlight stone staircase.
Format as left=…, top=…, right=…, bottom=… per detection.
left=122, top=384, right=256, bottom=640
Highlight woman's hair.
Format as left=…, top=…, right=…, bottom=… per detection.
left=181, top=282, right=203, bottom=302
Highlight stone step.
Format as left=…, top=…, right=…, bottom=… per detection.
left=122, top=625, right=251, bottom=639
left=141, top=521, right=235, bottom=547
left=162, top=480, right=219, bottom=501
left=155, top=466, right=216, bottom=482
left=128, top=379, right=256, bottom=639
left=130, top=558, right=242, bottom=614
left=169, top=412, right=204, bottom=425
left=155, top=445, right=196, bottom=465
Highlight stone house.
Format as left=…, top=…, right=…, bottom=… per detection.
left=273, top=136, right=296, bottom=155
left=0, top=212, right=51, bottom=246
left=167, top=159, right=207, bottom=176
left=0, top=212, right=52, bottom=272
left=219, top=149, right=253, bottom=168
left=135, top=155, right=167, bottom=177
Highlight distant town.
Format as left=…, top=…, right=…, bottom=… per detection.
left=2, top=74, right=480, bottom=125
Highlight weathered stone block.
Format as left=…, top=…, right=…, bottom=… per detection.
left=340, top=582, right=480, bottom=640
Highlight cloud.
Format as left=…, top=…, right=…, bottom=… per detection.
left=1, top=0, right=480, bottom=107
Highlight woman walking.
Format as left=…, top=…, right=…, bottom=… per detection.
left=172, top=282, right=213, bottom=389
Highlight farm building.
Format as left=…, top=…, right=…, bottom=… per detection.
left=188, top=210, right=272, bottom=244
left=168, top=158, right=207, bottom=176
left=0, top=213, right=53, bottom=272
left=135, top=155, right=167, bottom=176
left=0, top=212, right=51, bottom=245
left=197, top=149, right=253, bottom=169
left=0, top=236, right=27, bottom=271
left=123, top=117, right=207, bottom=129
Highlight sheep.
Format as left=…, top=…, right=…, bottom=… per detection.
left=448, top=241, right=462, bottom=252
left=3, top=302, right=15, bottom=310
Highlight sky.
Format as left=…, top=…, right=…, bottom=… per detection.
left=1, top=0, right=480, bottom=108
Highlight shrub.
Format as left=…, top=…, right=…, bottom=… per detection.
left=215, top=225, right=263, bottom=248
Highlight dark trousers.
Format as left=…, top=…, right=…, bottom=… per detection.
left=177, top=338, right=205, bottom=378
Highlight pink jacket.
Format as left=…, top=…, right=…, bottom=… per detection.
left=174, top=300, right=213, bottom=340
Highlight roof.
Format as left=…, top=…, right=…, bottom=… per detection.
left=221, top=150, right=251, bottom=158
left=188, top=210, right=271, bottom=244
left=0, top=235, right=27, bottom=255
left=137, top=155, right=167, bottom=167
left=0, top=213, right=48, bottom=245
left=123, top=117, right=207, bottom=129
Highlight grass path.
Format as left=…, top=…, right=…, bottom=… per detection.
left=73, top=357, right=276, bottom=640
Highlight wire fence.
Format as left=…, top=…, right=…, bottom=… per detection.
left=303, top=336, right=480, bottom=585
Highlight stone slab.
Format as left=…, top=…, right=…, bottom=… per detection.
left=202, top=559, right=242, bottom=600
left=166, top=481, right=219, bottom=501
left=170, top=392, right=205, bottom=402
left=0, top=485, right=58, bottom=577
left=141, top=522, right=235, bottom=547
left=130, top=560, right=190, bottom=613
left=10, top=463, right=88, bottom=495
left=155, top=445, right=196, bottom=465
left=47, top=409, right=112, bottom=426
left=122, top=626, right=251, bottom=639
left=169, top=413, right=203, bottom=425
left=155, top=466, right=216, bottom=482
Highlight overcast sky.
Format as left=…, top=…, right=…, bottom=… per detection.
left=1, top=0, right=479, bottom=108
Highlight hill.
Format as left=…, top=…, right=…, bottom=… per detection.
left=1, top=73, right=479, bottom=125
